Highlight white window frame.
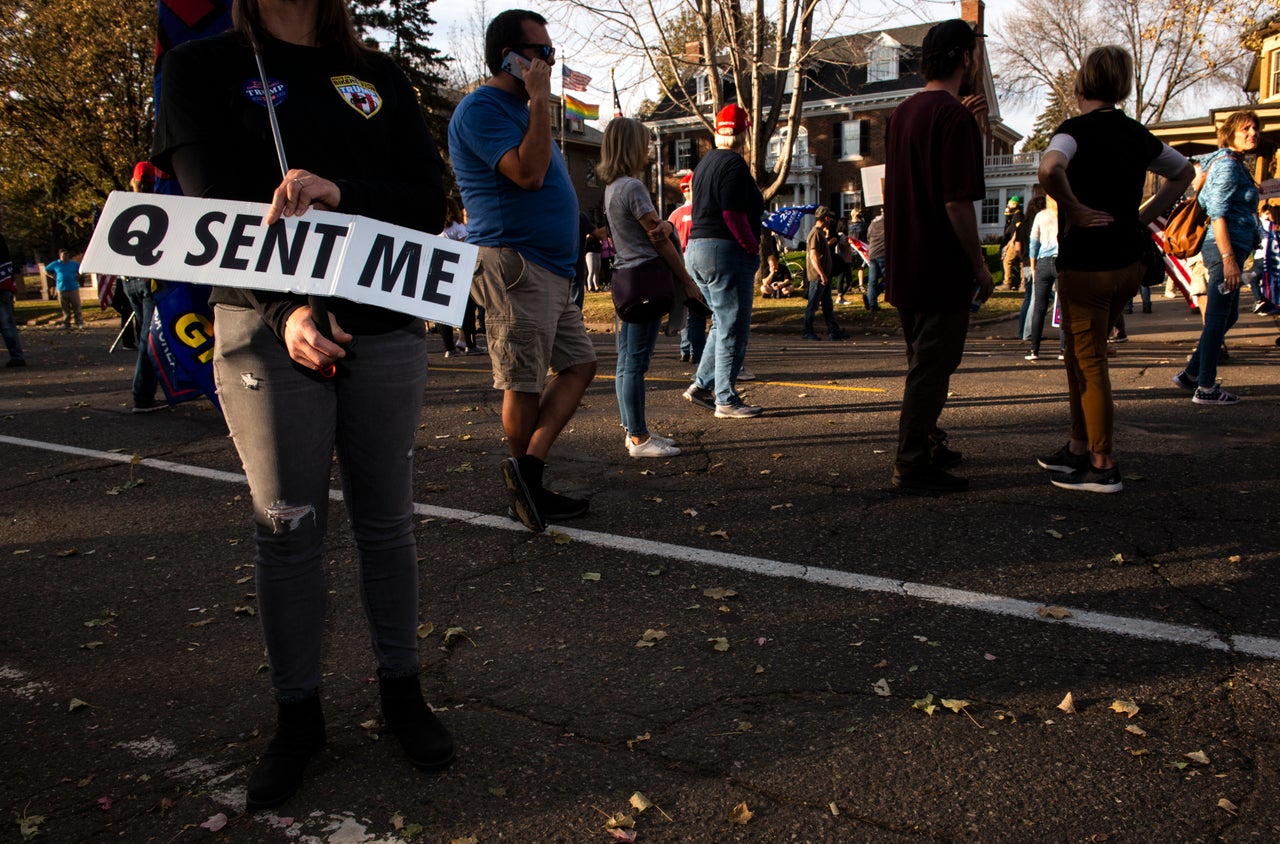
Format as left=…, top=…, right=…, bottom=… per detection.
left=839, top=191, right=863, bottom=219
left=1271, top=47, right=1280, bottom=99
left=981, top=190, right=1000, bottom=226
left=674, top=138, right=693, bottom=171
left=866, top=34, right=900, bottom=84
left=838, top=120, right=867, bottom=161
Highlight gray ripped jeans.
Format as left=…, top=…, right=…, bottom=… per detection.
left=213, top=305, right=428, bottom=700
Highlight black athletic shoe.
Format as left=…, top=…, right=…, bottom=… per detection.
left=538, top=489, right=589, bottom=521
left=1036, top=443, right=1090, bottom=474
left=892, top=465, right=969, bottom=493
left=500, top=456, right=546, bottom=533
left=930, top=442, right=963, bottom=470
left=1051, top=464, right=1123, bottom=493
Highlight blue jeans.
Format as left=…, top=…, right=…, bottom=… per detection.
left=123, top=278, right=158, bottom=405
left=615, top=318, right=661, bottom=437
left=1185, top=236, right=1245, bottom=390
left=1026, top=260, right=1058, bottom=354
left=0, top=290, right=23, bottom=362
left=213, top=305, right=429, bottom=699
left=679, top=313, right=707, bottom=361
left=686, top=239, right=756, bottom=406
left=803, top=279, right=841, bottom=336
left=865, top=257, right=885, bottom=310
left=1018, top=283, right=1033, bottom=338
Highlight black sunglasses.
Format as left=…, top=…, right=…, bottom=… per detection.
left=518, top=43, right=555, bottom=61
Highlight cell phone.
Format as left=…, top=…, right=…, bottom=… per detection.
left=501, top=51, right=531, bottom=82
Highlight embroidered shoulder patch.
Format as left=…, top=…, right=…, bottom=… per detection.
left=331, top=75, right=382, bottom=118
left=243, top=77, right=287, bottom=108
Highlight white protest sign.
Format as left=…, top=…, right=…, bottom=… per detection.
left=82, top=191, right=477, bottom=326
left=860, top=164, right=885, bottom=208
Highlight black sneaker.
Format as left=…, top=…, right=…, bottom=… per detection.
left=132, top=399, right=167, bottom=414
left=682, top=383, right=715, bottom=411
left=892, top=465, right=969, bottom=494
left=537, top=490, right=589, bottom=521
left=1036, top=443, right=1090, bottom=474
left=930, top=442, right=963, bottom=470
left=1171, top=371, right=1197, bottom=392
left=1050, top=464, right=1123, bottom=493
left=1192, top=385, right=1239, bottom=405
left=506, top=491, right=589, bottom=524
left=680, top=352, right=693, bottom=363
left=500, top=456, right=545, bottom=533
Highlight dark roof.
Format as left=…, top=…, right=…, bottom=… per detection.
left=644, top=20, right=944, bottom=122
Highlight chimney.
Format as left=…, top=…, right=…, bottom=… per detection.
left=960, top=0, right=985, bottom=35
left=685, top=41, right=702, bottom=65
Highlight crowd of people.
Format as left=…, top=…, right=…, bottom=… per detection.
left=0, top=0, right=1275, bottom=814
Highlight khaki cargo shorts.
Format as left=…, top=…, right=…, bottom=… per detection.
left=469, top=246, right=596, bottom=393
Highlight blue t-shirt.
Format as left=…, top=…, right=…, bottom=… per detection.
left=448, top=86, right=578, bottom=278
left=46, top=259, right=81, bottom=292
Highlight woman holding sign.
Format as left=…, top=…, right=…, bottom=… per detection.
left=153, top=0, right=453, bottom=810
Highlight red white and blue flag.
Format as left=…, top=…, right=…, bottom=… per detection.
left=562, top=65, right=591, bottom=91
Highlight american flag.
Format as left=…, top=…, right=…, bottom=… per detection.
left=562, top=65, right=591, bottom=91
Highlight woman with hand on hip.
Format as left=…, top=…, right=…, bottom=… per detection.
left=154, top=0, right=454, bottom=810
left=1036, top=45, right=1193, bottom=493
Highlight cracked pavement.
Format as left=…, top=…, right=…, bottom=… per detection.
left=1, top=299, right=1278, bottom=842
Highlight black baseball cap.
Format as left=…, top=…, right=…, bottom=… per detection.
left=921, top=19, right=982, bottom=59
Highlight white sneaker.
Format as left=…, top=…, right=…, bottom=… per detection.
left=624, top=432, right=674, bottom=447
left=736, top=366, right=757, bottom=382
left=627, top=436, right=681, bottom=458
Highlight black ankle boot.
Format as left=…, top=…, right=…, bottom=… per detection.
left=245, top=695, right=326, bottom=811
left=379, top=674, right=455, bottom=771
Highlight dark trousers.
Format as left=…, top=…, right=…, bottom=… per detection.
left=895, top=307, right=970, bottom=471
left=803, top=279, right=841, bottom=336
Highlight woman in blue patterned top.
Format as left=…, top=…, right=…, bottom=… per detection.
left=1172, top=110, right=1261, bottom=405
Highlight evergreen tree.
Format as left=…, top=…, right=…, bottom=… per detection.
left=349, top=0, right=453, bottom=151
left=1021, top=72, right=1077, bottom=152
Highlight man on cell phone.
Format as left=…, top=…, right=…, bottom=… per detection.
left=448, top=9, right=597, bottom=533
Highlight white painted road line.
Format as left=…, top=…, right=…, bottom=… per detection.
left=5, top=433, right=1278, bottom=661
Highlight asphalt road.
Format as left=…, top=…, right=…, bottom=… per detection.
left=2, top=297, right=1278, bottom=843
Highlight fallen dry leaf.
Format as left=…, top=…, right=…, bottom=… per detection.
left=200, top=813, right=228, bottom=832
left=69, top=698, right=89, bottom=712
left=872, top=678, right=891, bottom=697
left=1110, top=699, right=1140, bottom=718
left=1126, top=724, right=1148, bottom=737
left=626, top=733, right=651, bottom=751
left=912, top=694, right=938, bottom=716
left=709, top=637, right=730, bottom=652
left=603, top=811, right=635, bottom=830
left=1186, top=750, right=1211, bottom=765
left=703, top=587, right=737, bottom=600
left=709, top=529, right=729, bottom=540
left=97, top=796, right=112, bottom=811
left=605, top=830, right=637, bottom=842
left=581, top=572, right=601, bottom=581
left=1057, top=692, right=1077, bottom=713
left=728, top=802, right=754, bottom=824
left=1218, top=798, right=1238, bottom=814
left=629, top=792, right=653, bottom=813
left=551, top=531, right=571, bottom=545
left=1037, top=605, right=1072, bottom=620
left=1228, top=555, right=1242, bottom=564
left=417, top=621, right=435, bottom=639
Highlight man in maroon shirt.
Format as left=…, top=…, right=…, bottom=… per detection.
left=884, top=19, right=993, bottom=493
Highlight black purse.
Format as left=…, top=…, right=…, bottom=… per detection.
left=611, top=257, right=675, bottom=323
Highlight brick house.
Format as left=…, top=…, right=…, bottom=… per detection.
left=641, top=0, right=1031, bottom=242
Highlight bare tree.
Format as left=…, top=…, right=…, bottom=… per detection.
left=993, top=0, right=1264, bottom=125
left=443, top=0, right=491, bottom=92
left=552, top=0, right=875, bottom=202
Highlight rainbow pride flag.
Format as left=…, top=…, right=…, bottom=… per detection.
left=564, top=94, right=599, bottom=122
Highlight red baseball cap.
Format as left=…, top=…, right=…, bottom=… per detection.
left=132, top=161, right=157, bottom=183
left=679, top=173, right=693, bottom=191
left=715, top=104, right=750, bottom=137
